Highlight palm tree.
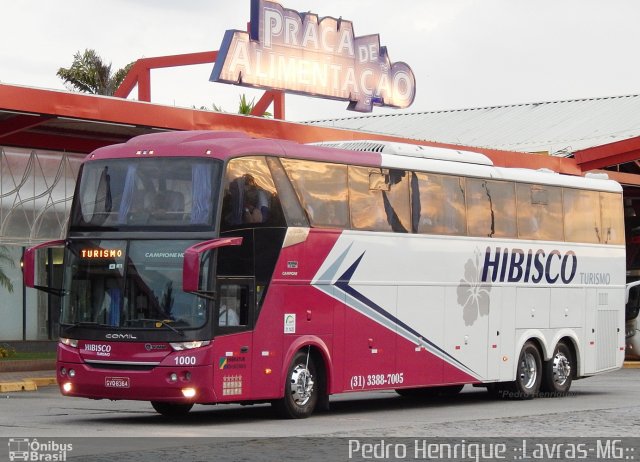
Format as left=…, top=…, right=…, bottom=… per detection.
left=0, top=245, right=14, bottom=293
left=238, top=94, right=271, bottom=117
left=200, top=95, right=271, bottom=116
left=57, top=49, right=134, bottom=96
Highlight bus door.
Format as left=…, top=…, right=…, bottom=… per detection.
left=213, top=277, right=255, bottom=401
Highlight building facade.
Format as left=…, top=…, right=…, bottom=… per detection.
left=1, top=146, right=83, bottom=340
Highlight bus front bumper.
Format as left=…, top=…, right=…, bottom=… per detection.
left=56, top=361, right=217, bottom=403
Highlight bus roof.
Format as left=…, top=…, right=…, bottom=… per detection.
left=88, top=130, right=622, bottom=193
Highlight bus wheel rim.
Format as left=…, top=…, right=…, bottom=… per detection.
left=552, top=352, right=571, bottom=386
left=290, top=363, right=314, bottom=406
left=520, top=351, right=537, bottom=389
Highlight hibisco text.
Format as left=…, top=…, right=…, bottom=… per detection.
left=481, top=247, right=577, bottom=284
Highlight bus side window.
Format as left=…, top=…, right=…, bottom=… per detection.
left=267, top=157, right=308, bottom=227
left=467, top=179, right=516, bottom=238
left=349, top=166, right=410, bottom=232
left=221, top=157, right=284, bottom=230
left=281, top=159, right=349, bottom=228
left=413, top=172, right=466, bottom=235
left=217, top=282, right=250, bottom=328
left=600, top=192, right=624, bottom=245
left=564, top=188, right=601, bottom=243
left=516, top=184, right=563, bottom=241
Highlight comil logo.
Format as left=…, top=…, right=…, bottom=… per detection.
left=8, top=438, right=72, bottom=461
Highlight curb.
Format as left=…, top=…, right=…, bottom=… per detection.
left=624, top=361, right=640, bottom=369
left=0, top=381, right=38, bottom=393
left=29, top=377, right=58, bottom=387
left=0, top=377, right=57, bottom=393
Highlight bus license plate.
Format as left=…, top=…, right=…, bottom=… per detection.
left=105, top=377, right=130, bottom=388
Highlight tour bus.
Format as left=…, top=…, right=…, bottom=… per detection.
left=626, top=283, right=640, bottom=359
left=24, top=130, right=626, bottom=418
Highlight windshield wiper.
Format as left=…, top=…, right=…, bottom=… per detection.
left=156, top=320, right=185, bottom=336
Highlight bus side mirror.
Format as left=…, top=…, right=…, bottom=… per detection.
left=183, top=237, right=243, bottom=293
left=23, top=239, right=65, bottom=294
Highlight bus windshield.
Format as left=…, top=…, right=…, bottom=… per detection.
left=61, top=240, right=208, bottom=329
left=71, top=157, right=222, bottom=229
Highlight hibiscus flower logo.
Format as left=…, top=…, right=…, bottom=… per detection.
left=457, top=249, right=492, bottom=326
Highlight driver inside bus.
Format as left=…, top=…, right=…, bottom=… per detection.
left=218, top=302, right=240, bottom=326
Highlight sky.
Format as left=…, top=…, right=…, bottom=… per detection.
left=2, top=0, right=640, bottom=122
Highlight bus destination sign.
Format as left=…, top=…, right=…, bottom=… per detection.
left=211, top=0, right=416, bottom=112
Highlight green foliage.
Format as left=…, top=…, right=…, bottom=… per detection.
left=238, top=93, right=253, bottom=115
left=238, top=94, right=272, bottom=117
left=0, top=245, right=14, bottom=293
left=199, top=94, right=272, bottom=117
left=0, top=344, right=16, bottom=359
left=57, top=49, right=134, bottom=96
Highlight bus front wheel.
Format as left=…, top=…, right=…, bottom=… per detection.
left=541, top=341, right=573, bottom=396
left=273, top=350, right=319, bottom=419
left=511, top=341, right=542, bottom=399
left=151, top=401, right=194, bottom=417
left=492, top=341, right=542, bottom=399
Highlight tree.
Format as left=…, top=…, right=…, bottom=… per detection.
left=238, top=94, right=271, bottom=117
left=57, top=49, right=134, bottom=96
left=199, top=94, right=271, bottom=117
left=0, top=245, right=14, bottom=293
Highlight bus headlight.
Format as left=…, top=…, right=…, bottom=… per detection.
left=169, top=341, right=210, bottom=351
left=181, top=388, right=197, bottom=398
left=59, top=337, right=78, bottom=348
left=62, top=383, right=73, bottom=393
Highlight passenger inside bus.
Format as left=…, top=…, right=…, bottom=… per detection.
left=223, top=174, right=271, bottom=226
left=218, top=302, right=240, bottom=326
left=242, top=187, right=263, bottom=223
left=94, top=278, right=122, bottom=326
left=145, top=190, right=185, bottom=221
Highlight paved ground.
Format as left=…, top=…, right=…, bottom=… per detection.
left=1, top=368, right=639, bottom=460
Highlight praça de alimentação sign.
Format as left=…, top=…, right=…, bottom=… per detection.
left=211, top=0, right=416, bottom=112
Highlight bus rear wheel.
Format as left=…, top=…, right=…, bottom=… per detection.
left=541, top=341, right=573, bottom=396
left=151, top=401, right=194, bottom=417
left=273, top=350, right=318, bottom=419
